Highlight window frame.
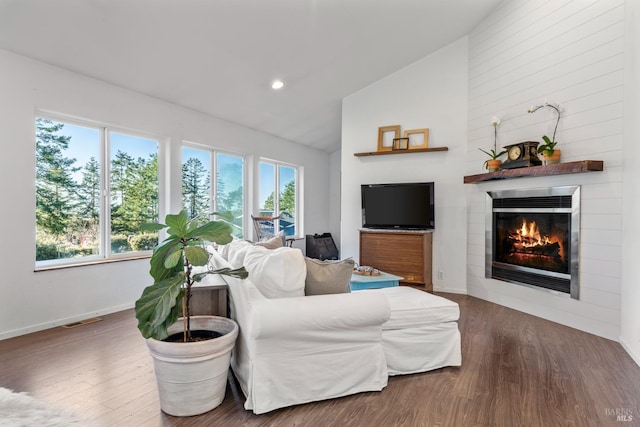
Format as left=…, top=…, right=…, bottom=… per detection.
left=34, top=111, right=165, bottom=271
left=258, top=158, right=302, bottom=239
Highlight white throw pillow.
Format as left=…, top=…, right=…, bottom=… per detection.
left=243, top=246, right=306, bottom=299
left=227, top=239, right=253, bottom=268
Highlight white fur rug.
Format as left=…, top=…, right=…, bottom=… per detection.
left=0, top=387, right=83, bottom=427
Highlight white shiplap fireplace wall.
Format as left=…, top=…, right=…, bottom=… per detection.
left=465, top=0, right=624, bottom=339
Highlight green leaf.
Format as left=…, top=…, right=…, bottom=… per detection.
left=134, top=274, right=185, bottom=340
left=478, top=148, right=492, bottom=157
left=186, top=220, right=233, bottom=244
left=185, top=246, right=209, bottom=266
left=212, top=266, right=249, bottom=280
left=149, top=237, right=182, bottom=282
left=192, top=266, right=249, bottom=282
left=211, top=211, right=234, bottom=222
left=186, top=219, right=199, bottom=234
left=479, top=148, right=505, bottom=160
left=141, top=222, right=166, bottom=232
left=164, top=248, right=183, bottom=269
left=542, top=135, right=551, bottom=144
left=165, top=210, right=188, bottom=238
left=192, top=272, right=207, bottom=282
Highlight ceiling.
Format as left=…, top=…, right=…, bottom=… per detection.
left=0, top=0, right=500, bottom=153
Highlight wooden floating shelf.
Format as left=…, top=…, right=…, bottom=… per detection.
left=463, top=160, right=604, bottom=184
left=354, top=147, right=449, bottom=157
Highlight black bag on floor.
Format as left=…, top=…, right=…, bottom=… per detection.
left=305, top=233, right=339, bottom=260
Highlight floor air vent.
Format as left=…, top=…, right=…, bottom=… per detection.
left=61, top=317, right=102, bottom=329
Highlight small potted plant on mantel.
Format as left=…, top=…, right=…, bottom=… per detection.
left=479, top=116, right=506, bottom=172
left=528, top=101, right=562, bottom=165
left=135, top=210, right=247, bottom=417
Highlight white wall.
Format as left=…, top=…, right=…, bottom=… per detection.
left=621, top=1, right=640, bottom=364
left=328, top=149, right=342, bottom=252
left=341, top=37, right=469, bottom=294
left=0, top=49, right=331, bottom=339
left=466, top=0, right=625, bottom=340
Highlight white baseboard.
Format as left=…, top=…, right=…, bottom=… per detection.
left=0, top=303, right=134, bottom=341
left=434, top=286, right=467, bottom=295
left=620, top=337, right=640, bottom=368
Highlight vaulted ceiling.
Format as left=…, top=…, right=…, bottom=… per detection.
left=0, top=0, right=501, bottom=152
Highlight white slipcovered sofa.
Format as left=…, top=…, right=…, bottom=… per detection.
left=209, top=240, right=461, bottom=414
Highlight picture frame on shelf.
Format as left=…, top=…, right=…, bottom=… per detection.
left=392, top=137, right=409, bottom=150
left=403, top=128, right=429, bottom=150
left=377, top=125, right=401, bottom=152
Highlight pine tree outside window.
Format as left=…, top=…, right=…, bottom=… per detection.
left=35, top=115, right=160, bottom=268
left=181, top=145, right=245, bottom=238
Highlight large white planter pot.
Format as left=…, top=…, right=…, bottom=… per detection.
left=145, top=316, right=239, bottom=416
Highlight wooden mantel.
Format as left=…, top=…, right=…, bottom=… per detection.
left=463, top=160, right=604, bottom=184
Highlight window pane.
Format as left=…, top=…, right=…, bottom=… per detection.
left=182, top=147, right=211, bottom=223
left=258, top=162, right=276, bottom=238
left=259, top=162, right=275, bottom=216
left=278, top=165, right=296, bottom=236
left=109, top=132, right=158, bottom=253
left=35, top=118, right=101, bottom=262
left=216, top=153, right=244, bottom=238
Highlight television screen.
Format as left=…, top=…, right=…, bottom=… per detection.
left=361, top=182, right=434, bottom=230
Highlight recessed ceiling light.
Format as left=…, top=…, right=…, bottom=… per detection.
left=271, top=80, right=284, bottom=90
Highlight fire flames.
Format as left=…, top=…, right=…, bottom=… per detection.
left=508, top=218, right=563, bottom=261
left=515, top=219, right=551, bottom=247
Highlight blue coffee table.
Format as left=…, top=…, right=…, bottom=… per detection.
left=350, top=271, right=403, bottom=291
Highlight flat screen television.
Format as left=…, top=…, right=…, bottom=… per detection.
left=361, top=182, right=435, bottom=230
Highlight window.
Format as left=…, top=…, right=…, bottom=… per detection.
left=35, top=116, right=159, bottom=267
left=182, top=146, right=245, bottom=238
left=259, top=160, right=299, bottom=237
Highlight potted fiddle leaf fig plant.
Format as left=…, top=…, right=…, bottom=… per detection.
left=479, top=116, right=506, bottom=172
left=528, top=101, right=562, bottom=164
left=135, top=209, right=248, bottom=417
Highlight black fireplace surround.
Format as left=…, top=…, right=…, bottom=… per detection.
left=485, top=186, right=580, bottom=299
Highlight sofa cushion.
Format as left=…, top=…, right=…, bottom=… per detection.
left=364, top=286, right=460, bottom=329
left=255, top=232, right=284, bottom=249
left=243, top=246, right=306, bottom=299
left=304, top=258, right=354, bottom=296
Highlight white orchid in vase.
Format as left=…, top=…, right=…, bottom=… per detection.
left=479, top=116, right=506, bottom=169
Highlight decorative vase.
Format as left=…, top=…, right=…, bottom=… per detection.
left=486, top=159, right=502, bottom=172
left=542, top=149, right=561, bottom=165
left=145, top=316, right=239, bottom=416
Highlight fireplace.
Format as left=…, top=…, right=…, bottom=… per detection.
left=485, top=186, right=580, bottom=299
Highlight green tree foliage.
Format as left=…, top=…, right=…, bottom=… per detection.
left=77, top=157, right=100, bottom=220
left=71, top=157, right=101, bottom=247
left=111, top=151, right=158, bottom=236
left=219, top=187, right=243, bottom=215
left=262, top=181, right=295, bottom=214
left=279, top=180, right=296, bottom=215
left=182, top=157, right=210, bottom=220
left=35, top=118, right=80, bottom=236
left=263, top=192, right=274, bottom=211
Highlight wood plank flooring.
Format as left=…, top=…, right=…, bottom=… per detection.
left=1, top=293, right=639, bottom=426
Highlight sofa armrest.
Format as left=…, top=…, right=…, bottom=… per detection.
left=249, top=292, right=390, bottom=348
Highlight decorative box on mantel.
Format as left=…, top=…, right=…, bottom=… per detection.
left=463, top=160, right=604, bottom=184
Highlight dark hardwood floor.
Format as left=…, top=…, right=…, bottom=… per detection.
left=1, top=293, right=639, bottom=426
